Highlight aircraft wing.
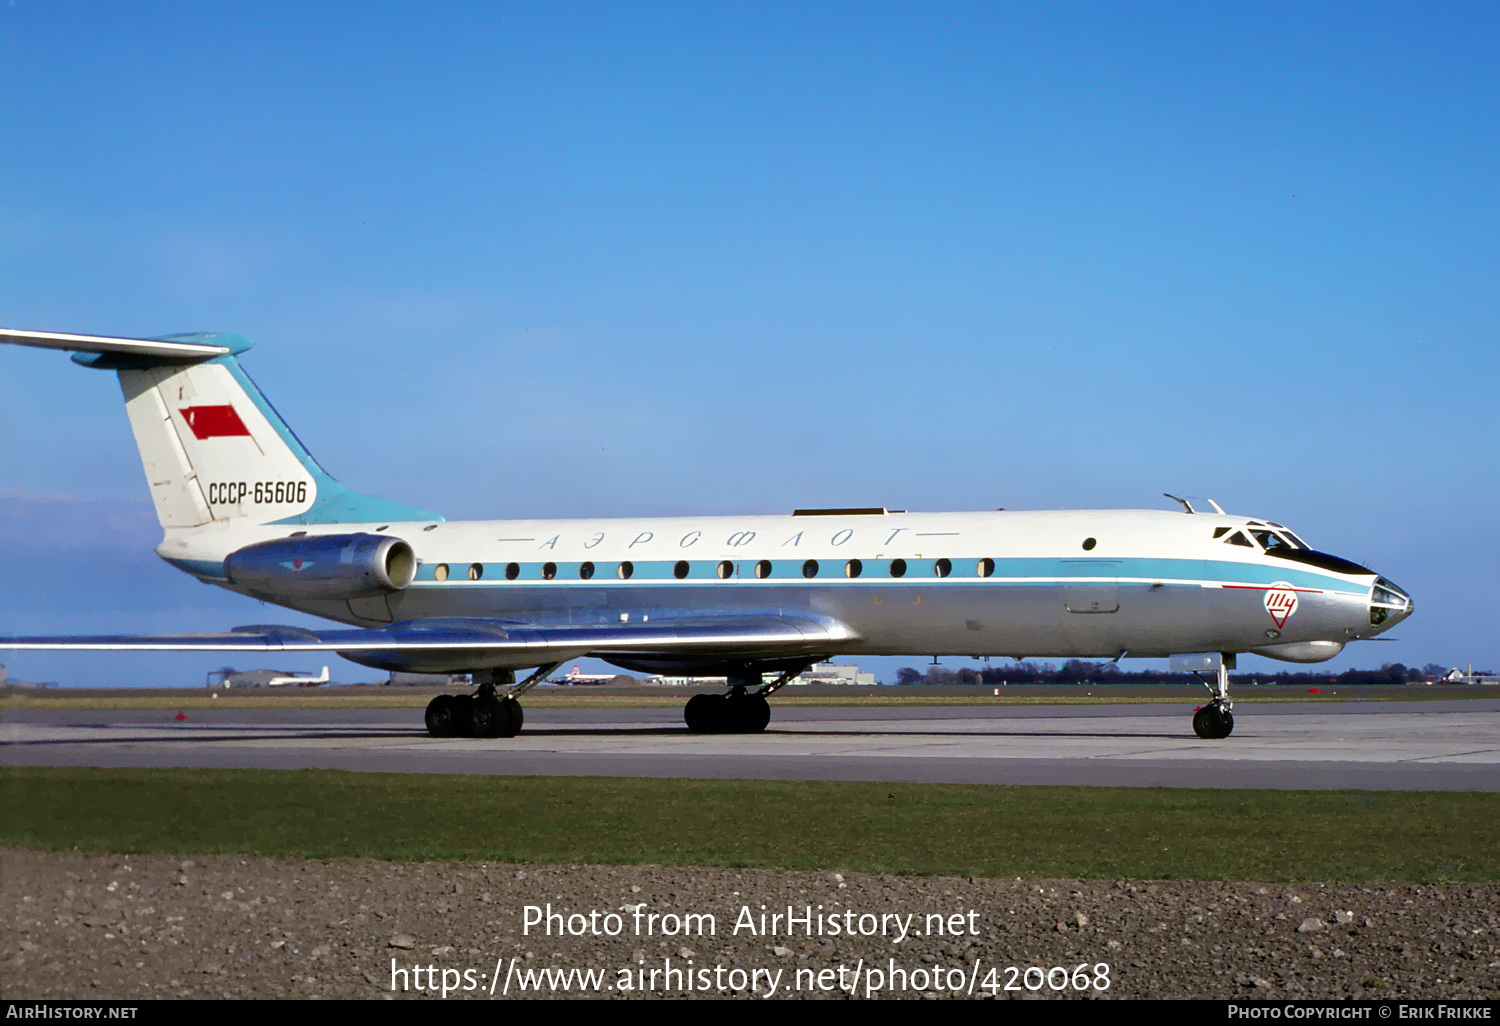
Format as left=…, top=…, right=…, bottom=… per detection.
left=0, top=615, right=856, bottom=670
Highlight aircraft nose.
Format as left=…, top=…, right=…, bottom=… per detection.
left=1369, top=576, right=1413, bottom=630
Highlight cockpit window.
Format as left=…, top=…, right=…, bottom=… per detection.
left=1266, top=523, right=1310, bottom=548
left=1370, top=577, right=1410, bottom=626
left=1223, top=526, right=1305, bottom=551
left=1250, top=529, right=1298, bottom=552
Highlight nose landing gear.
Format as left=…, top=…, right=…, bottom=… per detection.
left=1192, top=654, right=1236, bottom=740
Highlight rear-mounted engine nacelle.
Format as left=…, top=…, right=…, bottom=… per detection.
left=224, top=533, right=416, bottom=600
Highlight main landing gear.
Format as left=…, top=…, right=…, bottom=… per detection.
left=424, top=663, right=560, bottom=739
left=683, top=666, right=804, bottom=734
left=1192, top=654, right=1236, bottom=740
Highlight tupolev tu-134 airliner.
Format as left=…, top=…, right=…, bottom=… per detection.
left=1, top=328, right=1413, bottom=741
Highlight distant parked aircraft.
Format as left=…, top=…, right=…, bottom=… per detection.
left=551, top=665, right=618, bottom=685
left=266, top=666, right=329, bottom=687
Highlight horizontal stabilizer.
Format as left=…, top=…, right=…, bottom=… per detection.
left=0, top=328, right=236, bottom=360
left=0, top=615, right=857, bottom=673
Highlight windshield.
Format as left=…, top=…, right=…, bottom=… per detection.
left=1370, top=577, right=1412, bottom=626
left=1250, top=529, right=1298, bottom=552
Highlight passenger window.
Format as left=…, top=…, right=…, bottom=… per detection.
left=541, top=562, right=557, bottom=580
left=933, top=558, right=951, bottom=578
left=579, top=561, right=595, bottom=580
left=674, top=560, right=690, bottom=579
left=716, top=560, right=734, bottom=579
left=802, top=559, right=819, bottom=578
left=889, top=558, right=907, bottom=578
left=505, top=562, right=519, bottom=580
left=754, top=560, right=771, bottom=579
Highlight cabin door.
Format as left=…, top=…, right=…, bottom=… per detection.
left=1061, top=560, right=1120, bottom=614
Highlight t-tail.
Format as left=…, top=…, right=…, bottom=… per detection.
left=0, top=329, right=442, bottom=531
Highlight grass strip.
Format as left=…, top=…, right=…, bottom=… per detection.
left=3, top=767, right=1497, bottom=882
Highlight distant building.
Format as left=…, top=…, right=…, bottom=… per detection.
left=1441, top=666, right=1500, bottom=685
left=793, top=663, right=876, bottom=686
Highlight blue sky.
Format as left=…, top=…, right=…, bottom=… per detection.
left=2, top=2, right=1496, bottom=686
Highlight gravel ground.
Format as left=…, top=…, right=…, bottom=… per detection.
left=3, top=848, right=1498, bottom=1001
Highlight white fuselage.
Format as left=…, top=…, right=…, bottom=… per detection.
left=160, top=507, right=1395, bottom=665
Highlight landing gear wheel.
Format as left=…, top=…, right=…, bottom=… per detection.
left=684, top=693, right=727, bottom=732
left=729, top=694, right=771, bottom=733
left=1192, top=707, right=1214, bottom=739
left=500, top=697, right=523, bottom=737
left=683, top=694, right=706, bottom=731
left=470, top=694, right=507, bottom=738
left=425, top=694, right=460, bottom=737
left=1193, top=704, right=1234, bottom=740
left=449, top=694, right=474, bottom=737
left=686, top=693, right=770, bottom=733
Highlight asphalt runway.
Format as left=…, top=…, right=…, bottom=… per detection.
left=5, top=698, right=1499, bottom=790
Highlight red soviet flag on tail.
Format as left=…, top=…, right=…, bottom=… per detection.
left=179, top=405, right=251, bottom=440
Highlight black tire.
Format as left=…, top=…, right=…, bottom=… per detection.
left=684, top=693, right=714, bottom=732
left=449, top=694, right=474, bottom=737
left=742, top=695, right=771, bottom=733
left=1192, top=707, right=1215, bottom=739
left=715, top=694, right=771, bottom=733
left=1193, top=705, right=1232, bottom=740
left=685, top=693, right=730, bottom=732
left=703, top=693, right=729, bottom=732
left=425, top=694, right=457, bottom=737
left=500, top=697, right=523, bottom=737
left=470, top=695, right=504, bottom=738
left=723, top=695, right=746, bottom=733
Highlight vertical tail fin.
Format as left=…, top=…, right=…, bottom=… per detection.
left=2, top=329, right=442, bottom=530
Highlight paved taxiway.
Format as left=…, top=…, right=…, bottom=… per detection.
left=5, top=699, right=1498, bottom=790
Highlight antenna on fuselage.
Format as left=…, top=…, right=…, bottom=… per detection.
left=1164, top=494, right=1226, bottom=515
